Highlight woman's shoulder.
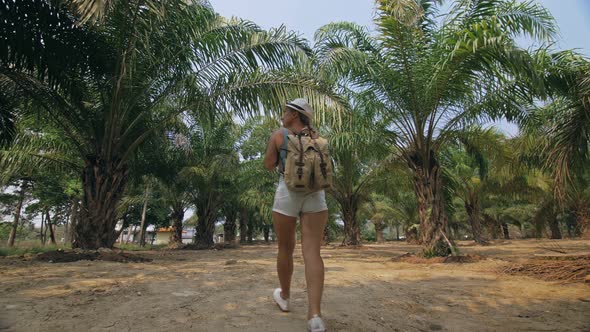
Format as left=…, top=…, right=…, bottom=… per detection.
left=271, top=128, right=287, bottom=146
left=273, top=128, right=289, bottom=137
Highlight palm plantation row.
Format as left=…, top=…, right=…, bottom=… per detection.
left=1, top=0, right=589, bottom=256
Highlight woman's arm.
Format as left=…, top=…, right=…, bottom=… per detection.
left=263, top=130, right=281, bottom=171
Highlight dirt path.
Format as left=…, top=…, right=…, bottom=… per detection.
left=1, top=239, right=589, bottom=331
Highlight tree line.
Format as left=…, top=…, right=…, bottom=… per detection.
left=1, top=0, right=588, bottom=256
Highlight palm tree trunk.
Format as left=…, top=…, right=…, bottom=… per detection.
left=7, top=181, right=26, bottom=247
left=501, top=222, right=510, bottom=239
left=247, top=216, right=254, bottom=243
left=342, top=202, right=360, bottom=246
left=547, top=216, right=562, bottom=239
left=464, top=195, right=487, bottom=245
left=139, top=185, right=151, bottom=247
left=74, top=158, right=128, bottom=249
left=46, top=210, right=56, bottom=245
left=395, top=223, right=400, bottom=241
left=575, top=201, right=590, bottom=239
left=64, top=203, right=72, bottom=245
left=519, top=223, right=525, bottom=238
left=139, top=219, right=149, bottom=247
left=483, top=214, right=499, bottom=239
left=322, top=224, right=330, bottom=245
left=239, top=209, right=247, bottom=244
left=68, top=198, right=79, bottom=245
left=533, top=216, right=546, bottom=238
left=195, top=209, right=215, bottom=248
left=223, top=211, right=237, bottom=245
left=43, top=213, right=49, bottom=244
left=411, top=158, right=452, bottom=256
left=40, top=212, right=46, bottom=245
left=170, top=205, right=184, bottom=245
left=405, top=225, right=419, bottom=243
left=375, top=220, right=384, bottom=243
left=263, top=224, right=270, bottom=243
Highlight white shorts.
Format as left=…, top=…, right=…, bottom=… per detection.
left=272, top=176, right=328, bottom=217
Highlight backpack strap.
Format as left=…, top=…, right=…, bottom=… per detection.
left=279, top=128, right=288, bottom=173
left=296, top=135, right=304, bottom=180
left=312, top=138, right=328, bottom=179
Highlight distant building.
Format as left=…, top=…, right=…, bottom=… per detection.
left=153, top=227, right=195, bottom=245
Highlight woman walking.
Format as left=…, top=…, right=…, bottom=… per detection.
left=263, top=98, right=328, bottom=332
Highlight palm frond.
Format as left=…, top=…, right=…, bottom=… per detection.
left=0, top=131, right=82, bottom=185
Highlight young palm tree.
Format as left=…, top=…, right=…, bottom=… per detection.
left=442, top=127, right=513, bottom=244
left=180, top=114, right=243, bottom=248
left=313, top=0, right=556, bottom=255
left=158, top=177, right=192, bottom=246
left=1, top=0, right=342, bottom=249
left=371, top=161, right=420, bottom=242
left=323, top=102, right=392, bottom=245
left=360, top=194, right=401, bottom=243
left=146, top=130, right=194, bottom=246
left=236, top=117, right=282, bottom=244
left=517, top=50, right=590, bottom=238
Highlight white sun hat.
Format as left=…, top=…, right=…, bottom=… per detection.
left=286, top=98, right=314, bottom=119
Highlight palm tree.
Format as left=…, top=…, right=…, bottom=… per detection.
left=514, top=128, right=590, bottom=239
left=182, top=117, right=239, bottom=248
left=517, top=50, right=590, bottom=238
left=313, top=0, right=556, bottom=255
left=0, top=86, right=17, bottom=147
left=238, top=159, right=277, bottom=243
left=1, top=0, right=343, bottom=249
left=371, top=161, right=420, bottom=242
left=0, top=119, right=78, bottom=246
left=235, top=116, right=280, bottom=244
left=158, top=178, right=192, bottom=246
left=442, top=127, right=514, bottom=244
left=68, top=0, right=117, bottom=22
left=147, top=131, right=194, bottom=246
left=323, top=101, right=392, bottom=245
left=360, top=194, right=402, bottom=243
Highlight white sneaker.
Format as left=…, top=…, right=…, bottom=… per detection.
left=273, top=288, right=290, bottom=312
left=307, top=315, right=326, bottom=332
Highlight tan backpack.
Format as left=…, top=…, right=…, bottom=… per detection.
left=280, top=128, right=333, bottom=192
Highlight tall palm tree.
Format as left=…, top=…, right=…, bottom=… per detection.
left=313, top=0, right=556, bottom=255
left=1, top=0, right=342, bottom=249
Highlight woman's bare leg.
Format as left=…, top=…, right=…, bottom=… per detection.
left=272, top=211, right=297, bottom=299
left=300, top=210, right=328, bottom=319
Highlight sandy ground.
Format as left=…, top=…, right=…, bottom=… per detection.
left=0, top=239, right=589, bottom=332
